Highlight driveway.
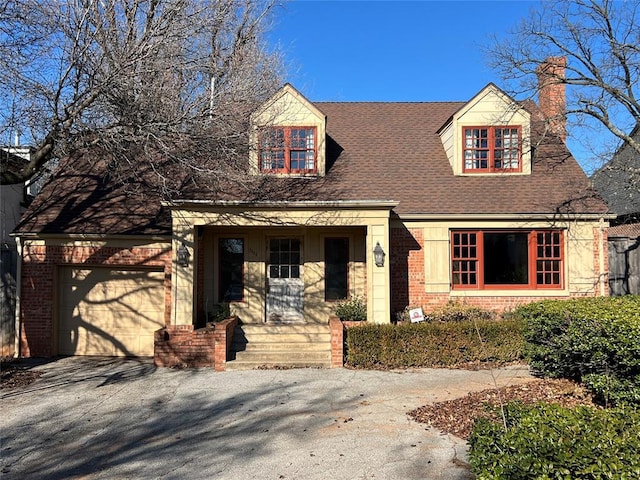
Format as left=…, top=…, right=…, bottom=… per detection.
left=1, top=358, right=532, bottom=479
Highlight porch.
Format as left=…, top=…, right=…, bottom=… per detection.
left=167, top=200, right=397, bottom=328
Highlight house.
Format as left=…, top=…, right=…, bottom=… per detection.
left=591, top=127, right=640, bottom=295
left=12, top=58, right=610, bottom=366
left=1, top=146, right=34, bottom=356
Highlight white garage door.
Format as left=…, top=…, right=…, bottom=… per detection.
left=59, top=267, right=165, bottom=356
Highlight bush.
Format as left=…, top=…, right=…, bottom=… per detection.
left=395, top=300, right=496, bottom=323
left=207, top=302, right=231, bottom=323
left=515, top=296, right=640, bottom=405
left=335, top=296, right=367, bottom=321
left=469, top=402, right=640, bottom=479
left=345, top=319, right=523, bottom=368
left=429, top=300, right=497, bottom=323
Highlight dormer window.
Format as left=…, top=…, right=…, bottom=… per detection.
left=260, top=126, right=317, bottom=174
left=463, top=126, right=521, bottom=173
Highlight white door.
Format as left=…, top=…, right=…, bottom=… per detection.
left=58, top=267, right=165, bottom=356
left=266, top=238, right=304, bottom=323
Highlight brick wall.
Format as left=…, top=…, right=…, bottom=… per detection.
left=20, top=243, right=171, bottom=357
left=390, top=227, right=425, bottom=313
left=154, top=316, right=237, bottom=370
left=390, top=224, right=608, bottom=316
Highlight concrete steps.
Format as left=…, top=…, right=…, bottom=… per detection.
left=226, top=323, right=332, bottom=370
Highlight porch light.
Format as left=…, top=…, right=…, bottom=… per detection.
left=177, top=242, right=190, bottom=267
left=373, top=242, right=386, bottom=267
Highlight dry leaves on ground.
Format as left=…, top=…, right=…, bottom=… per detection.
left=0, top=361, right=42, bottom=390
left=408, top=378, right=599, bottom=440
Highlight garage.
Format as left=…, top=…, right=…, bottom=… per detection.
left=58, top=267, right=166, bottom=356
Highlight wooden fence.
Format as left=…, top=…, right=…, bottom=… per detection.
left=608, top=237, right=640, bottom=295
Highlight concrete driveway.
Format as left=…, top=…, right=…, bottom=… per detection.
left=1, top=358, right=532, bottom=479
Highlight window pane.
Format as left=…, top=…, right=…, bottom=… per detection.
left=291, top=265, right=300, bottom=279
left=325, top=238, right=349, bottom=300
left=451, top=232, right=478, bottom=286
left=484, top=232, right=529, bottom=284
left=269, top=265, right=279, bottom=278
left=269, top=238, right=302, bottom=280
left=219, top=238, right=244, bottom=301
left=535, top=230, right=562, bottom=287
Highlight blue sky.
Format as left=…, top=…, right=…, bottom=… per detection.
left=269, top=0, right=538, bottom=102
left=266, top=0, right=606, bottom=171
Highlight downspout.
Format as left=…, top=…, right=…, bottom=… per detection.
left=599, top=218, right=606, bottom=296
left=13, top=236, right=22, bottom=358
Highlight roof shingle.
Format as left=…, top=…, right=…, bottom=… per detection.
left=14, top=100, right=607, bottom=236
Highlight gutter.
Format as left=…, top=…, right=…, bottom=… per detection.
left=397, top=212, right=617, bottom=222
left=162, top=199, right=399, bottom=210
left=11, top=233, right=172, bottom=241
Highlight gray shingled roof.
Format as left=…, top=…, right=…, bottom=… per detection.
left=591, top=128, right=640, bottom=217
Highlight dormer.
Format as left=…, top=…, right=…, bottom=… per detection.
left=250, top=84, right=327, bottom=176
left=438, top=84, right=531, bottom=176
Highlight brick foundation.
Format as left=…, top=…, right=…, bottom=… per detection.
left=154, top=316, right=238, bottom=371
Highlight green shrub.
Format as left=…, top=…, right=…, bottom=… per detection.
left=395, top=301, right=497, bottom=324
left=208, top=302, right=231, bottom=323
left=429, top=300, right=496, bottom=323
left=469, top=402, right=640, bottom=479
left=345, top=319, right=523, bottom=368
left=335, top=296, right=367, bottom=321
left=515, top=296, right=640, bottom=405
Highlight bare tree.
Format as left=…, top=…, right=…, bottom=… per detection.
left=486, top=0, right=640, bottom=165
left=0, top=0, right=284, bottom=192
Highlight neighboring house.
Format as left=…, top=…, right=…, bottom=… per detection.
left=13, top=59, right=610, bottom=361
left=1, top=146, right=33, bottom=356
left=592, top=127, right=640, bottom=295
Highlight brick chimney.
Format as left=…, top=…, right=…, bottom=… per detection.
left=537, top=56, right=566, bottom=140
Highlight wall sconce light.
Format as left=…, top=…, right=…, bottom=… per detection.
left=177, top=242, right=190, bottom=267
left=373, top=242, right=386, bottom=267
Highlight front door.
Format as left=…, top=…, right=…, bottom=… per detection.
left=266, top=238, right=304, bottom=323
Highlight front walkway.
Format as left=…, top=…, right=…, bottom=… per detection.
left=1, top=358, right=533, bottom=479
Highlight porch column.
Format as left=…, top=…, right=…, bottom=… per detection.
left=366, top=220, right=391, bottom=324
left=171, top=226, right=195, bottom=326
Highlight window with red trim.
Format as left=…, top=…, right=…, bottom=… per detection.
left=451, top=230, right=563, bottom=289
left=260, top=127, right=317, bottom=173
left=463, top=126, right=521, bottom=172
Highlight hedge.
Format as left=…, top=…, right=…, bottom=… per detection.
left=345, top=319, right=524, bottom=369
left=469, top=402, right=640, bottom=479
left=515, top=296, right=640, bottom=405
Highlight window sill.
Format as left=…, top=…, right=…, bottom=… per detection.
left=457, top=171, right=528, bottom=176
left=259, top=172, right=319, bottom=178
left=450, top=288, right=568, bottom=297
